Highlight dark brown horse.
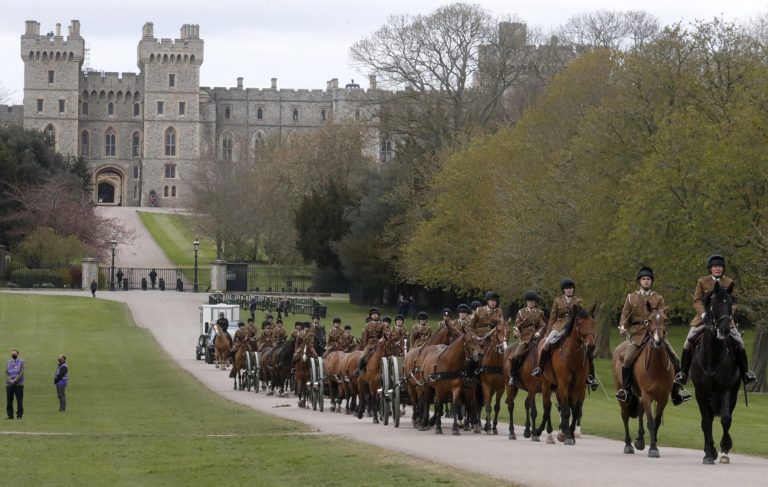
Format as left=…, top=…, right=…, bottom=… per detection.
left=264, top=338, right=295, bottom=397
left=504, top=339, right=545, bottom=441
left=540, top=304, right=597, bottom=445
left=212, top=324, right=232, bottom=371
left=356, top=336, right=392, bottom=424
left=612, top=305, right=674, bottom=457
left=323, top=350, right=348, bottom=413
left=477, top=321, right=509, bottom=435
left=417, top=331, right=483, bottom=435
left=293, top=341, right=311, bottom=408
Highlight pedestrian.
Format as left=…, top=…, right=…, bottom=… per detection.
left=249, top=296, right=258, bottom=319
left=90, top=279, right=97, bottom=298
left=116, top=268, right=124, bottom=287
left=149, top=269, right=158, bottom=289
left=54, top=354, right=68, bottom=412
left=6, top=349, right=24, bottom=420
left=409, top=295, right=417, bottom=320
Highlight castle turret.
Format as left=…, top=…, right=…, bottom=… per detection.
left=21, top=20, right=84, bottom=156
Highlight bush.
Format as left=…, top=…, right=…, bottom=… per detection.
left=9, top=268, right=64, bottom=288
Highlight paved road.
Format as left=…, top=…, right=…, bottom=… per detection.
left=97, top=206, right=180, bottom=267
left=9, top=289, right=766, bottom=487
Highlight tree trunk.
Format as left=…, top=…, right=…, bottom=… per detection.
left=595, top=302, right=613, bottom=359
left=749, top=321, right=768, bottom=393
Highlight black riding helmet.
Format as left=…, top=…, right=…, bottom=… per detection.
left=383, top=316, right=392, bottom=323
left=343, top=325, right=352, bottom=330
left=442, top=308, right=452, bottom=317
left=707, top=254, right=726, bottom=269
left=369, top=307, right=380, bottom=316
left=333, top=317, right=342, bottom=324
left=312, top=313, right=320, bottom=319
left=395, top=314, right=404, bottom=322
left=417, top=311, right=428, bottom=320
left=560, top=278, right=575, bottom=291
left=470, top=300, right=482, bottom=311
left=484, top=291, right=500, bottom=302
left=523, top=291, right=539, bottom=302
left=238, top=321, right=245, bottom=328
left=636, top=266, right=654, bottom=281
left=457, top=303, right=470, bottom=313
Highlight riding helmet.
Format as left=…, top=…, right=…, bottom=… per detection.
left=369, top=307, right=380, bottom=315
left=395, top=314, right=404, bottom=322
left=302, top=321, right=311, bottom=329
left=383, top=316, right=392, bottom=323
left=333, top=317, right=342, bottom=324
left=312, top=313, right=320, bottom=319
left=560, top=278, right=575, bottom=291
left=636, top=266, right=654, bottom=281
left=707, top=254, right=726, bottom=269
left=442, top=308, right=452, bottom=317
left=484, top=291, right=500, bottom=302
left=238, top=321, right=245, bottom=327
left=457, top=303, right=470, bottom=313
left=417, top=311, right=428, bottom=320
left=523, top=291, right=539, bottom=302
left=343, top=325, right=352, bottom=330
left=470, top=300, right=482, bottom=311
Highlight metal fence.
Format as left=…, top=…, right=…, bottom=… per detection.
left=209, top=293, right=327, bottom=318
left=98, top=266, right=211, bottom=291
left=245, top=265, right=319, bottom=293
left=0, top=265, right=81, bottom=288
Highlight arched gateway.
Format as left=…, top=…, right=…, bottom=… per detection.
left=94, top=167, right=124, bottom=205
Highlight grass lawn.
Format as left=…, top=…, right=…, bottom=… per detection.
left=0, top=294, right=512, bottom=486
left=273, top=299, right=768, bottom=457
left=138, top=211, right=218, bottom=266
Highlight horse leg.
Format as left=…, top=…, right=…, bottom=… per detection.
left=492, top=391, right=501, bottom=435
left=698, top=397, right=717, bottom=464
left=507, top=387, right=517, bottom=440
left=719, top=391, right=734, bottom=464
left=539, top=386, right=554, bottom=444
left=558, top=388, right=574, bottom=445
left=621, top=403, right=634, bottom=454
left=371, top=382, right=380, bottom=424
left=646, top=396, right=662, bottom=458
left=451, top=388, right=462, bottom=436
left=434, top=394, right=443, bottom=435
left=527, top=394, right=538, bottom=441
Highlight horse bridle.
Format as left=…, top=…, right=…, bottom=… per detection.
left=647, top=311, right=667, bottom=339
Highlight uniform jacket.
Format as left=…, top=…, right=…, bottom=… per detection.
left=468, top=305, right=504, bottom=335
left=362, top=320, right=387, bottom=347
left=619, top=290, right=666, bottom=346
left=389, top=325, right=408, bottom=355
left=453, top=317, right=472, bottom=334
left=691, top=275, right=736, bottom=327
left=548, top=295, right=583, bottom=332
left=328, top=326, right=343, bottom=346
left=514, top=307, right=547, bottom=343
left=410, top=324, right=432, bottom=348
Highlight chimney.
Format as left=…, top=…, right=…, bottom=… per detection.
left=237, top=77, right=243, bottom=89
left=25, top=20, right=40, bottom=36
left=69, top=20, right=80, bottom=37
left=271, top=78, right=277, bottom=89
left=327, top=78, right=338, bottom=90
left=368, top=75, right=377, bottom=90
left=55, top=23, right=61, bottom=37
left=142, top=22, right=154, bottom=38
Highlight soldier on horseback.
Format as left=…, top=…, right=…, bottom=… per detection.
left=675, top=255, right=757, bottom=387
left=328, top=317, right=343, bottom=350
left=453, top=304, right=471, bottom=333
left=533, top=279, right=598, bottom=390
left=356, top=308, right=388, bottom=374
left=294, top=322, right=317, bottom=364
left=216, top=312, right=230, bottom=334
left=509, top=291, right=546, bottom=386
left=389, top=315, right=408, bottom=355
left=615, top=267, right=691, bottom=405
left=468, top=291, right=504, bottom=339
left=336, top=325, right=355, bottom=352
left=410, top=311, right=432, bottom=347
left=272, top=319, right=286, bottom=343
left=438, top=308, right=452, bottom=330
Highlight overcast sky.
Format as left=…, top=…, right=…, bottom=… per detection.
left=1, top=0, right=766, bottom=104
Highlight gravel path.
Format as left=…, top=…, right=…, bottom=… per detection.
left=8, top=289, right=766, bottom=487
left=97, top=206, right=179, bottom=267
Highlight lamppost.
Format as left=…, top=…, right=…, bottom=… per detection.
left=193, top=238, right=200, bottom=293
left=109, top=239, right=118, bottom=291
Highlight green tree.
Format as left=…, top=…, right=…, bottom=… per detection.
left=15, top=227, right=83, bottom=267
left=294, top=181, right=356, bottom=268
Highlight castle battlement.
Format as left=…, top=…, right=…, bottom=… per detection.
left=81, top=71, right=142, bottom=91
left=21, top=20, right=84, bottom=61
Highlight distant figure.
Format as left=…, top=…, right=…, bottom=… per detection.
left=53, top=354, right=68, bottom=412
left=90, top=280, right=97, bottom=298
left=409, top=296, right=417, bottom=320
left=6, top=349, right=24, bottom=420
left=249, top=296, right=258, bottom=319
left=149, top=269, right=158, bottom=289
left=149, top=193, right=157, bottom=207
left=397, top=293, right=409, bottom=317
left=116, top=269, right=124, bottom=287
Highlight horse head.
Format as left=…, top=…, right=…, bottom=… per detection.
left=566, top=304, right=597, bottom=353
left=705, top=280, right=735, bottom=340
left=646, top=302, right=668, bottom=349
left=493, top=320, right=509, bottom=353
left=463, top=331, right=483, bottom=363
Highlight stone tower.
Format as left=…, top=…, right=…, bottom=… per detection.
left=20, top=20, right=84, bottom=157
left=137, top=22, right=203, bottom=203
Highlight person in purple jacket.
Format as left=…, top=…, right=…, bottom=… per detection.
left=54, top=354, right=69, bottom=412
left=6, top=349, right=24, bottom=420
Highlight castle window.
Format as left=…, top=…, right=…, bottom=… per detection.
left=253, top=131, right=267, bottom=161
left=80, top=130, right=89, bottom=157
left=58, top=99, right=65, bottom=113
left=165, top=164, right=176, bottom=179
left=164, top=127, right=176, bottom=156
left=44, top=125, right=55, bottom=148
left=133, top=166, right=140, bottom=179
left=82, top=102, right=89, bottom=115
left=257, top=107, right=263, bottom=120
left=48, top=70, right=54, bottom=83
left=36, top=99, right=43, bottom=113
left=178, top=101, right=186, bottom=116
left=222, top=136, right=233, bottom=161
left=171, top=186, right=177, bottom=197
left=169, top=74, right=175, bottom=88
left=133, top=103, right=140, bottom=117
left=105, top=129, right=116, bottom=157
left=133, top=185, right=138, bottom=200
left=224, top=106, right=231, bottom=119
left=380, top=140, right=394, bottom=162
left=292, top=109, right=299, bottom=121
left=164, top=186, right=169, bottom=197
left=321, top=109, right=326, bottom=121
left=157, top=101, right=164, bottom=115
left=132, top=131, right=141, bottom=158
left=355, top=108, right=360, bottom=120
left=107, top=102, right=114, bottom=116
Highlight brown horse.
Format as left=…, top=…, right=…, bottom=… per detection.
left=477, top=321, right=509, bottom=435
left=540, top=304, right=597, bottom=445
left=213, top=324, right=232, bottom=371
left=504, top=339, right=545, bottom=441
left=293, top=342, right=311, bottom=408
left=229, top=339, right=252, bottom=390
left=356, top=336, right=392, bottom=424
left=340, top=349, right=364, bottom=415
left=417, top=331, right=483, bottom=435
left=264, top=338, right=295, bottom=397
left=612, top=306, right=674, bottom=457
left=403, top=324, right=462, bottom=427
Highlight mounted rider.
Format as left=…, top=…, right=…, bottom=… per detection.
left=437, top=308, right=452, bottom=330
left=389, top=315, right=408, bottom=356
left=410, top=311, right=432, bottom=347
left=257, top=320, right=274, bottom=350
left=216, top=312, right=230, bottom=334
left=272, top=319, right=286, bottom=343
left=467, top=291, right=505, bottom=346
left=533, top=279, right=598, bottom=390
left=453, top=304, right=472, bottom=333
left=328, top=317, right=343, bottom=350
left=243, top=317, right=258, bottom=339
left=356, top=308, right=389, bottom=374
left=508, top=291, right=547, bottom=386
left=293, top=321, right=317, bottom=364
left=675, top=255, right=757, bottom=387
left=335, top=325, right=355, bottom=352
left=615, top=267, right=691, bottom=405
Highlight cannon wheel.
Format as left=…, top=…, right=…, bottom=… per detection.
left=380, top=357, right=390, bottom=425
left=253, top=351, right=260, bottom=394
left=392, top=357, right=401, bottom=428
left=244, top=352, right=253, bottom=391
left=309, top=359, right=318, bottom=411
left=204, top=345, right=213, bottom=364
left=317, top=357, right=325, bottom=412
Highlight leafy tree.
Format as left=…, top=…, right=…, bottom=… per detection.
left=15, top=227, right=82, bottom=267
left=294, top=180, right=355, bottom=268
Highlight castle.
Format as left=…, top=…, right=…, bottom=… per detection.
left=0, top=20, right=384, bottom=207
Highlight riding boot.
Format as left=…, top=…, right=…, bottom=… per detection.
left=675, top=345, right=691, bottom=385
left=668, top=349, right=691, bottom=405
left=615, top=366, right=632, bottom=402
left=532, top=349, right=549, bottom=377
left=586, top=357, right=599, bottom=391
left=735, top=345, right=757, bottom=385
left=508, top=357, right=519, bottom=386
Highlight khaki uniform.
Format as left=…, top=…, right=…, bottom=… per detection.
left=691, top=275, right=736, bottom=327
left=619, top=290, right=666, bottom=367
left=468, top=305, right=504, bottom=335
left=541, top=295, right=583, bottom=348
left=389, top=324, right=408, bottom=356
left=410, top=324, right=432, bottom=348
left=437, top=318, right=452, bottom=330
left=335, top=333, right=354, bottom=353
left=514, top=307, right=547, bottom=344
left=294, top=328, right=317, bottom=362
left=453, top=317, right=471, bottom=334
left=272, top=326, right=286, bottom=342
left=362, top=320, right=388, bottom=347
left=328, top=326, right=343, bottom=348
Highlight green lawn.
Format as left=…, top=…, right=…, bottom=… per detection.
left=0, top=294, right=511, bottom=486
left=138, top=211, right=218, bottom=266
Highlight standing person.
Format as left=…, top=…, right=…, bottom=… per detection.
left=6, top=349, right=24, bottom=420
left=409, top=296, right=417, bottom=320
left=90, top=279, right=97, bottom=298
left=149, top=269, right=158, bottom=289
left=676, top=254, right=757, bottom=387
left=249, top=296, right=258, bottom=320
left=116, top=269, right=124, bottom=288
left=397, top=294, right=409, bottom=318
left=54, top=354, right=68, bottom=412
left=616, top=267, right=691, bottom=405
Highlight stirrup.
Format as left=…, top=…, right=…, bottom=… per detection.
left=508, top=376, right=516, bottom=386
left=674, top=371, right=687, bottom=385
left=672, top=388, right=691, bottom=406
left=531, top=367, right=543, bottom=377
left=615, top=389, right=629, bottom=402
left=744, top=370, right=757, bottom=385
left=586, top=375, right=599, bottom=391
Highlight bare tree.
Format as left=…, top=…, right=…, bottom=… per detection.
left=558, top=10, right=660, bottom=50
left=0, top=83, right=12, bottom=104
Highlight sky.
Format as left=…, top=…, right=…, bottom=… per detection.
left=0, top=0, right=766, bottom=104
